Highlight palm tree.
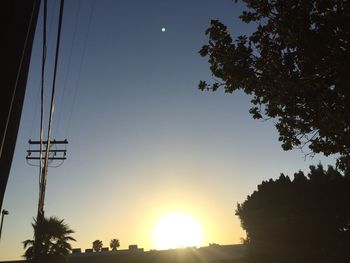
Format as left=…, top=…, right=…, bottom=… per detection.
left=92, top=239, right=103, bottom=252
left=23, top=216, right=76, bottom=263
left=110, top=238, right=120, bottom=251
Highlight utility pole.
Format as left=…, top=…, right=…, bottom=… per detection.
left=26, top=139, right=68, bottom=261
left=24, top=0, right=65, bottom=261
left=22, top=0, right=65, bottom=261
left=26, top=139, right=68, bottom=218
left=0, top=209, right=9, bottom=241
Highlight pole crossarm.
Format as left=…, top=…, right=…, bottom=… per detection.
left=26, top=157, right=67, bottom=160
left=28, top=139, right=68, bottom=144
left=27, top=149, right=66, bottom=153
left=26, top=139, right=68, bottom=162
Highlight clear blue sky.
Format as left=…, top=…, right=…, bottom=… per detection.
left=0, top=0, right=335, bottom=260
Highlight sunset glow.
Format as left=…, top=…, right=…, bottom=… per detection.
left=1, top=1, right=337, bottom=261
left=152, top=212, right=203, bottom=249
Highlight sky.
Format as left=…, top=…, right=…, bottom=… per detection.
left=0, top=0, right=336, bottom=260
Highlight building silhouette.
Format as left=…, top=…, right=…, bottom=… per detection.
left=0, top=244, right=246, bottom=263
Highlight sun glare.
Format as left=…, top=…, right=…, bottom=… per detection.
left=152, top=212, right=203, bottom=249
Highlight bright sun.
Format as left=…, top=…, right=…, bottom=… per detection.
left=152, top=212, right=203, bottom=249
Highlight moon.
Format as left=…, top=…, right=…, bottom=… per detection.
left=161, top=27, right=166, bottom=32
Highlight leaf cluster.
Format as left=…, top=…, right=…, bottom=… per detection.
left=199, top=0, right=350, bottom=171
left=92, top=239, right=103, bottom=252
left=110, top=238, right=120, bottom=251
left=23, top=216, right=76, bottom=263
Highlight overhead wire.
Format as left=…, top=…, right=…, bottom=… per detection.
left=54, top=0, right=81, bottom=138
left=29, top=0, right=58, bottom=141
left=46, top=0, right=59, bottom=46
left=29, top=0, right=77, bottom=174
left=0, top=0, right=38, bottom=157
left=65, top=0, right=95, bottom=139
left=28, top=78, right=41, bottom=140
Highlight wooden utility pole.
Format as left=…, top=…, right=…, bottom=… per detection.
left=26, top=139, right=68, bottom=261
left=26, top=0, right=65, bottom=261
left=26, top=139, right=68, bottom=218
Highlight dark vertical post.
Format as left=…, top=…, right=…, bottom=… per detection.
left=0, top=209, right=9, bottom=241
left=32, top=1, right=65, bottom=261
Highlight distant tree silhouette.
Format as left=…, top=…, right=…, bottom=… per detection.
left=23, top=216, right=75, bottom=263
left=209, top=243, right=220, bottom=247
left=199, top=0, right=350, bottom=171
left=110, top=238, right=120, bottom=251
left=92, top=240, right=103, bottom=252
left=236, top=165, right=350, bottom=263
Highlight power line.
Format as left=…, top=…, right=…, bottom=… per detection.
left=30, top=0, right=58, bottom=147
left=0, top=0, right=38, bottom=158
left=28, top=79, right=41, bottom=140
left=65, top=0, right=95, bottom=138
left=46, top=0, right=59, bottom=46
left=54, top=0, right=81, bottom=138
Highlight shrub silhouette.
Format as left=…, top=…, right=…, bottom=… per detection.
left=236, top=165, right=350, bottom=263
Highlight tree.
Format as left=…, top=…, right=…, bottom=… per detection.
left=92, top=240, right=103, bottom=252
left=23, top=216, right=76, bottom=263
left=199, top=0, right=350, bottom=171
left=236, top=165, right=350, bottom=263
left=110, top=238, right=120, bottom=251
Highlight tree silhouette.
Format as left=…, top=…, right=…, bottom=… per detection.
left=199, top=0, right=350, bottom=171
left=236, top=165, right=350, bottom=263
left=110, top=238, right=120, bottom=251
left=23, top=216, right=75, bottom=263
left=92, top=240, right=103, bottom=252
